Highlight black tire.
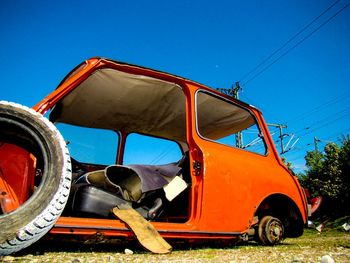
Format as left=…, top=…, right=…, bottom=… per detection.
left=0, top=101, right=71, bottom=255
left=257, top=215, right=284, bottom=245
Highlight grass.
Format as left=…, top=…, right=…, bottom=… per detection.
left=1, top=229, right=349, bottom=262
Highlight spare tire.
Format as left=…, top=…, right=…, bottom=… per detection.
left=0, top=101, right=71, bottom=255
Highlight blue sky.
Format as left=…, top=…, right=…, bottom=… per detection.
left=1, top=0, right=349, bottom=172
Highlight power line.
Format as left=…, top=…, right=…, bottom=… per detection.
left=301, top=113, right=350, bottom=136
left=294, top=106, right=350, bottom=136
left=286, top=90, right=350, bottom=124
left=150, top=147, right=174, bottom=164
left=275, top=116, right=350, bottom=161
left=241, top=1, right=350, bottom=86
left=280, top=123, right=350, bottom=161
left=239, top=0, right=342, bottom=83
left=271, top=106, right=350, bottom=144
left=323, top=127, right=350, bottom=141
left=287, top=128, right=350, bottom=162
left=293, top=106, right=350, bottom=134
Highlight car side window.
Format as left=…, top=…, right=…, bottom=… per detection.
left=196, top=91, right=267, bottom=155
left=123, top=133, right=183, bottom=165
left=56, top=123, right=119, bottom=165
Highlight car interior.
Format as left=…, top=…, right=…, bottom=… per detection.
left=50, top=68, right=192, bottom=223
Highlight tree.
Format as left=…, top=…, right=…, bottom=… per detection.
left=338, top=135, right=350, bottom=213
left=302, top=150, right=324, bottom=197
left=298, top=135, right=350, bottom=217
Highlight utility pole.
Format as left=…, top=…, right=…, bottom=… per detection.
left=268, top=123, right=288, bottom=154
left=232, top=81, right=241, bottom=99
left=216, top=81, right=241, bottom=98
left=216, top=82, right=243, bottom=148
left=314, top=137, right=320, bottom=152
left=233, top=82, right=243, bottom=148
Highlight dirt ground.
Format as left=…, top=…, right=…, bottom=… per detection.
left=1, top=229, right=349, bottom=263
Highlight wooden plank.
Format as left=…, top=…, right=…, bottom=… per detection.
left=112, top=207, right=172, bottom=254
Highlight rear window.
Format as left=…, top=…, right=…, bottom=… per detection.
left=196, top=91, right=267, bottom=155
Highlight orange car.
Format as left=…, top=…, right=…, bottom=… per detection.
left=0, top=57, right=309, bottom=255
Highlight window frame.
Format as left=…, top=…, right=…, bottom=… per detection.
left=195, top=90, right=268, bottom=156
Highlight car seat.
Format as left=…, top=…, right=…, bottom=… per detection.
left=69, top=156, right=188, bottom=220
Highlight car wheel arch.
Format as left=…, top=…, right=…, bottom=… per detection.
left=254, top=193, right=304, bottom=238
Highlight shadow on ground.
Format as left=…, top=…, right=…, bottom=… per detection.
left=16, top=234, right=267, bottom=256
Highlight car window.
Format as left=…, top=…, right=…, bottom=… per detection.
left=123, top=133, right=183, bottom=165
left=196, top=91, right=267, bottom=155
left=55, top=123, right=118, bottom=165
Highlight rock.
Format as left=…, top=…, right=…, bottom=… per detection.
left=307, top=220, right=315, bottom=228
left=2, top=256, right=15, bottom=262
left=342, top=223, right=350, bottom=231
left=124, top=248, right=134, bottom=255
left=321, top=255, right=335, bottom=263
left=316, top=223, right=325, bottom=233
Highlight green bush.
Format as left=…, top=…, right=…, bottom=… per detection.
left=298, top=135, right=350, bottom=217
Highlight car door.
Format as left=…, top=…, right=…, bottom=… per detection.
left=193, top=90, right=278, bottom=232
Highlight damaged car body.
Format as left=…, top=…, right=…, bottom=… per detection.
left=0, top=57, right=309, bottom=255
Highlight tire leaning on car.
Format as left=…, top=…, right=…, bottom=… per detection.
left=0, top=101, right=71, bottom=255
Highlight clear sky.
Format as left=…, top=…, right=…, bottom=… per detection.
left=1, top=0, right=349, bottom=172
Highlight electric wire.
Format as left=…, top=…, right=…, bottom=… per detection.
left=293, top=106, right=350, bottom=136
left=286, top=90, right=350, bottom=124
left=150, top=146, right=174, bottom=165
left=282, top=122, right=350, bottom=159
left=323, top=127, right=350, bottom=141
left=300, top=112, right=350, bottom=137
left=284, top=122, right=350, bottom=163
left=239, top=0, right=342, bottom=83
left=268, top=108, right=350, bottom=159
left=233, top=1, right=350, bottom=162
left=241, top=1, right=350, bottom=86
left=234, top=1, right=350, bottom=160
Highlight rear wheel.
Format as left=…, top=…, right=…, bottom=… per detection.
left=0, top=101, right=71, bottom=255
left=257, top=215, right=284, bottom=245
